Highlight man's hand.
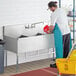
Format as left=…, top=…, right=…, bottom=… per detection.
left=47, top=30, right=52, bottom=34
left=43, top=25, right=54, bottom=34
left=46, top=25, right=54, bottom=34
left=49, top=26, right=54, bottom=31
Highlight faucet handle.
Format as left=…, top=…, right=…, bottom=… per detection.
left=31, top=24, right=35, bottom=28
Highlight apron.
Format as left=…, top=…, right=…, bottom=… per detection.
left=53, top=23, right=72, bottom=59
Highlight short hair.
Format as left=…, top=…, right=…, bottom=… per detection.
left=48, top=1, right=57, bottom=8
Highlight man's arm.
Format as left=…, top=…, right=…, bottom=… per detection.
left=47, top=12, right=57, bottom=34
left=49, top=12, right=57, bottom=31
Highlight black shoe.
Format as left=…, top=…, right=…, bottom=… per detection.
left=50, top=63, right=57, bottom=68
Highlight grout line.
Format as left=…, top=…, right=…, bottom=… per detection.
left=41, top=68, right=57, bottom=75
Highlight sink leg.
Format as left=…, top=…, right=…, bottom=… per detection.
left=53, top=48, right=55, bottom=61
left=5, top=50, right=7, bottom=67
left=16, top=53, right=19, bottom=72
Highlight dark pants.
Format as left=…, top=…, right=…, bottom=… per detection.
left=63, top=33, right=70, bottom=58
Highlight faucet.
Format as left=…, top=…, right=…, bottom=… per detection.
left=25, top=24, right=29, bottom=29
left=31, top=24, right=35, bottom=28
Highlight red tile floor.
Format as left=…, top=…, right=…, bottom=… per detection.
left=12, top=67, right=73, bottom=76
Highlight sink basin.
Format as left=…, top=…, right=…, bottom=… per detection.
left=35, top=33, right=44, bottom=36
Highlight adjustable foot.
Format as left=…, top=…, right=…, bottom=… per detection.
left=50, top=63, right=57, bottom=68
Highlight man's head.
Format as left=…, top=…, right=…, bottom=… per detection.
left=48, top=1, right=57, bottom=12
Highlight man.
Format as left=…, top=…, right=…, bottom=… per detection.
left=47, top=1, right=72, bottom=67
